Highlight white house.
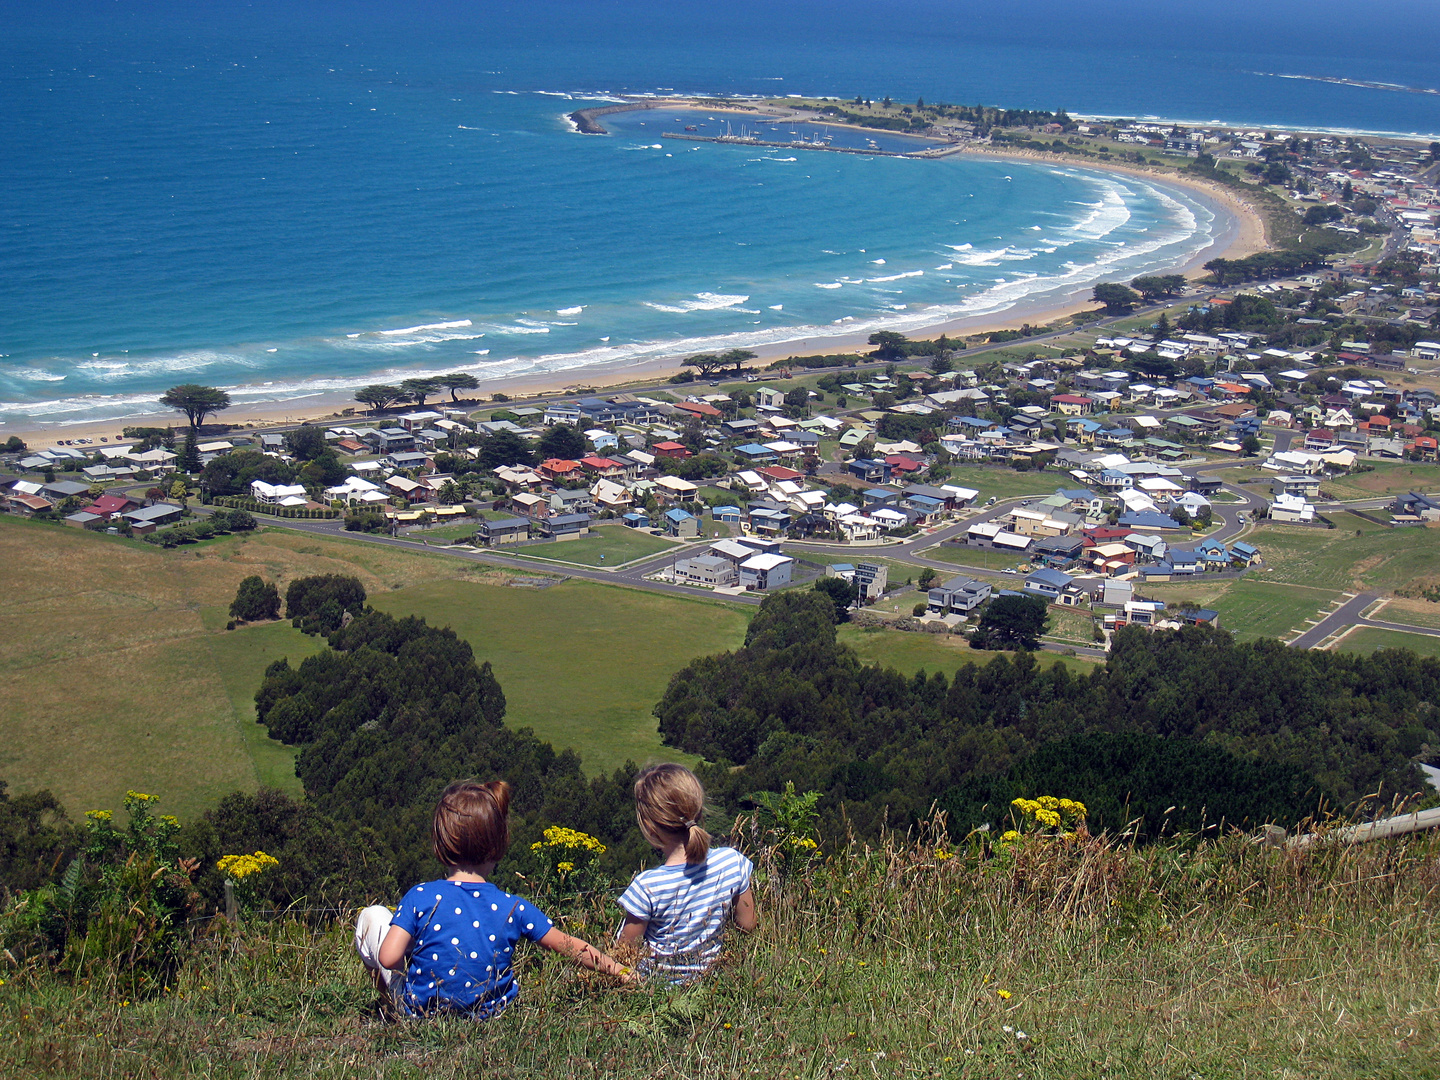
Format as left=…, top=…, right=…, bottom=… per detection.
left=250, top=480, right=308, bottom=507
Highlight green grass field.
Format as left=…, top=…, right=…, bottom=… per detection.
left=839, top=624, right=1099, bottom=676
left=936, top=465, right=1056, bottom=503
left=1141, top=578, right=1341, bottom=641
left=0, top=519, right=742, bottom=814
left=371, top=579, right=749, bottom=774
left=0, top=518, right=333, bottom=820
left=1336, top=626, right=1440, bottom=658
left=1043, top=604, right=1098, bottom=645
left=1248, top=518, right=1440, bottom=593
left=1317, top=461, right=1440, bottom=502
left=1367, top=597, right=1440, bottom=630
left=501, top=526, right=682, bottom=568
left=921, top=543, right=1029, bottom=572
left=402, top=520, right=484, bottom=542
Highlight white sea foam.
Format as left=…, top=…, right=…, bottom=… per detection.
left=473, top=349, right=490, bottom=355
left=7, top=368, right=67, bottom=383
left=483, top=323, right=551, bottom=334
left=556, top=306, right=585, bottom=316
left=378, top=319, right=473, bottom=336
left=934, top=263, right=953, bottom=270
left=868, top=270, right=923, bottom=283
left=870, top=258, right=886, bottom=265
left=769, top=304, right=783, bottom=310
left=642, top=292, right=749, bottom=314
left=814, top=282, right=843, bottom=289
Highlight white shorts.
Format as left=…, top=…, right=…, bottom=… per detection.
left=354, top=904, right=402, bottom=994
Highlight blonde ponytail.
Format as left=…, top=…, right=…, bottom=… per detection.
left=635, top=764, right=711, bottom=865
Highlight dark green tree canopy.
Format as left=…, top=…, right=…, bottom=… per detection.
left=159, top=384, right=232, bottom=429
left=1092, top=283, right=1142, bottom=314
left=975, top=593, right=1049, bottom=651
left=230, top=576, right=281, bottom=622
left=537, top=423, right=586, bottom=462
left=355, top=385, right=404, bottom=413
left=436, top=372, right=480, bottom=402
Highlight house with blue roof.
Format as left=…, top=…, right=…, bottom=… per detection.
left=1023, top=567, right=1073, bottom=600
left=847, top=458, right=890, bottom=483
left=1098, top=469, right=1134, bottom=491
left=664, top=508, right=699, bottom=538
left=622, top=511, right=650, bottom=528
left=1229, top=540, right=1260, bottom=563
left=735, top=443, right=778, bottom=464
left=1117, top=510, right=1185, bottom=531
left=1169, top=550, right=1199, bottom=573
left=863, top=487, right=900, bottom=509
left=711, top=505, right=743, bottom=523
left=948, top=416, right=994, bottom=433
left=1195, top=538, right=1231, bottom=565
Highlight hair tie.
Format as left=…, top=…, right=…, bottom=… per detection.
left=684, top=819, right=699, bottom=829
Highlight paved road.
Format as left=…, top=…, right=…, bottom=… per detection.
left=1288, top=592, right=1377, bottom=649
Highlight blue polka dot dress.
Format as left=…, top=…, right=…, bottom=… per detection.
left=389, top=880, right=553, bottom=1016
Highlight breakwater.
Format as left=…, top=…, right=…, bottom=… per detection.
left=569, top=103, right=651, bottom=135
left=660, top=132, right=911, bottom=157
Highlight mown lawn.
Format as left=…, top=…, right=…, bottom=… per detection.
left=370, top=579, right=750, bottom=775
left=503, top=526, right=684, bottom=567
left=1336, top=626, right=1440, bottom=658
left=1247, top=518, right=1440, bottom=593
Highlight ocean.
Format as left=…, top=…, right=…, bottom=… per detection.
left=2, top=0, right=1437, bottom=427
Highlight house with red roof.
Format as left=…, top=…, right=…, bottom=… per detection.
left=579, top=456, right=627, bottom=480
left=1049, top=393, right=1095, bottom=416
left=1303, top=428, right=1337, bottom=451
left=538, top=458, right=584, bottom=480
left=756, top=465, right=804, bottom=484
left=82, top=494, right=141, bottom=520
left=673, top=400, right=724, bottom=420
left=651, top=441, right=692, bottom=460
left=1408, top=435, right=1438, bottom=461
left=885, top=454, right=924, bottom=475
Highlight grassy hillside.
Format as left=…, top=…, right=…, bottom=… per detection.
left=1, top=825, right=1433, bottom=1079
left=0, top=519, right=749, bottom=815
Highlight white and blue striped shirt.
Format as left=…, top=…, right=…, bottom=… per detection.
left=617, top=846, right=753, bottom=978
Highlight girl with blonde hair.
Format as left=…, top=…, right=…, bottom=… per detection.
left=616, top=763, right=756, bottom=978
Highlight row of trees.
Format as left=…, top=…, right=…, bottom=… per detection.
left=354, top=373, right=479, bottom=413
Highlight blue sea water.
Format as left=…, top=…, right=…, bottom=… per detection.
left=2, top=1, right=1438, bottom=427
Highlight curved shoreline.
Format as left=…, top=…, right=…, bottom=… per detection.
left=4, top=141, right=1268, bottom=444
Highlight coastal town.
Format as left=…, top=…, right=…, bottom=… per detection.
left=6, top=4, right=1440, bottom=1069
left=7, top=223, right=1440, bottom=655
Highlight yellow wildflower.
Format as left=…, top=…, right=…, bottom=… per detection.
left=217, top=851, right=280, bottom=880
left=556, top=861, right=574, bottom=872
left=932, top=849, right=953, bottom=861
left=125, top=791, right=160, bottom=803
left=84, top=809, right=113, bottom=823
left=999, top=830, right=1021, bottom=844
left=530, top=826, right=606, bottom=855
left=997, top=989, right=1012, bottom=1000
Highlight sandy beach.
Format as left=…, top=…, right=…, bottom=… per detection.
left=7, top=137, right=1269, bottom=449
